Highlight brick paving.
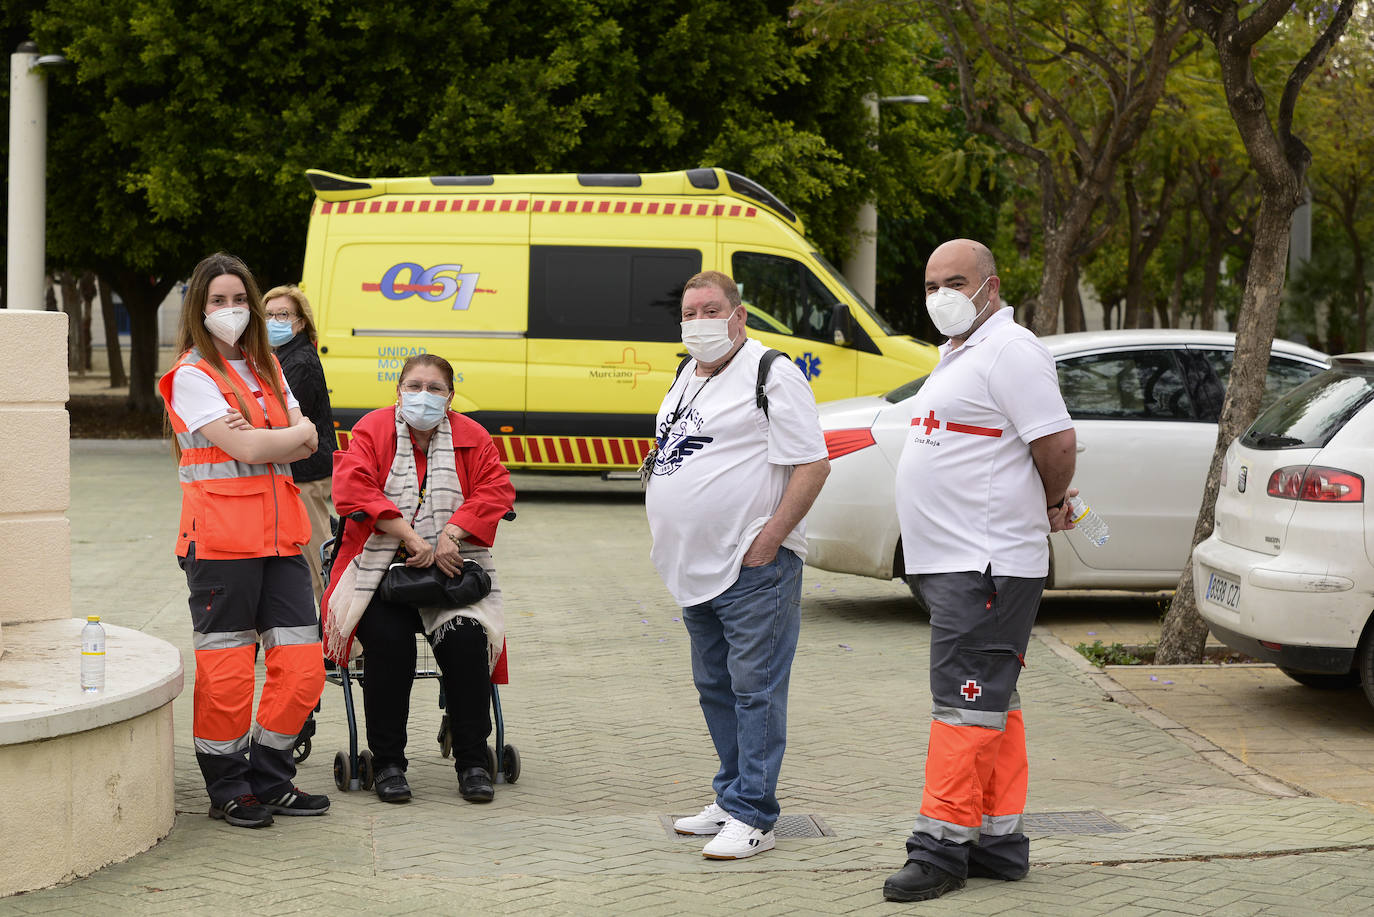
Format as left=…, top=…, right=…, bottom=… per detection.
left=6, top=439, right=1374, bottom=915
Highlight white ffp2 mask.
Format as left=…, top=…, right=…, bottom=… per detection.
left=926, top=277, right=992, bottom=337
left=204, top=307, right=250, bottom=346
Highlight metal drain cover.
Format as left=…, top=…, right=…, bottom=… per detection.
left=663, top=813, right=834, bottom=839
left=1024, top=811, right=1129, bottom=834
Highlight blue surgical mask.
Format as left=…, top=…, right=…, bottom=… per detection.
left=399, top=390, right=449, bottom=431
left=266, top=319, right=295, bottom=347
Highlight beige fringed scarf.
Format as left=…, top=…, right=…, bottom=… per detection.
left=323, top=408, right=504, bottom=672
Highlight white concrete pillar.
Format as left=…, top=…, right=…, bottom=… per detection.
left=7, top=42, right=47, bottom=312
left=842, top=94, right=881, bottom=307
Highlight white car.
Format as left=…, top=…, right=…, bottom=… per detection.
left=806, top=330, right=1329, bottom=593
left=1195, top=353, right=1374, bottom=701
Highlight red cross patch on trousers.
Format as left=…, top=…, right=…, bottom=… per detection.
left=912, top=410, right=1003, bottom=438
left=960, top=679, right=982, bottom=702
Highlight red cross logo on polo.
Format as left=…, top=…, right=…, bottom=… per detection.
left=912, top=410, right=1003, bottom=438
left=959, top=679, right=982, bottom=702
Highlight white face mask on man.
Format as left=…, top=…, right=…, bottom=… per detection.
left=925, top=276, right=992, bottom=338
left=681, top=307, right=740, bottom=363
left=204, top=307, right=250, bottom=346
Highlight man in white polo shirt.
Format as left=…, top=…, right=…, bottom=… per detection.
left=645, top=270, right=829, bottom=861
left=883, top=239, right=1077, bottom=902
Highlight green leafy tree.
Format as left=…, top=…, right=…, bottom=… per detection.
left=30, top=0, right=924, bottom=411
left=1156, top=0, right=1357, bottom=665
left=797, top=0, right=1197, bottom=335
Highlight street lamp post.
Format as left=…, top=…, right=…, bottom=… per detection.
left=7, top=41, right=67, bottom=311
left=842, top=94, right=930, bottom=307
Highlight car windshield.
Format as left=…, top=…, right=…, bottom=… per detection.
left=812, top=251, right=898, bottom=336
left=1241, top=364, right=1374, bottom=450
left=884, top=375, right=928, bottom=403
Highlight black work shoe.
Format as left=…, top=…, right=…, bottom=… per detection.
left=967, top=860, right=1028, bottom=881
left=458, top=766, right=495, bottom=802
left=374, top=766, right=412, bottom=804
left=882, top=860, right=965, bottom=902
left=209, top=793, right=274, bottom=828
left=262, top=787, right=331, bottom=816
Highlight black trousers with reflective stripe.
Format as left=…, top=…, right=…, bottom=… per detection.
left=181, top=546, right=321, bottom=804
left=908, top=567, right=1043, bottom=877
left=355, top=599, right=492, bottom=773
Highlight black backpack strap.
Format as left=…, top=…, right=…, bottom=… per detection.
left=674, top=355, right=693, bottom=381
left=756, top=349, right=789, bottom=419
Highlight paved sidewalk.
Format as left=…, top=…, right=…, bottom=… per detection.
left=6, top=440, right=1374, bottom=915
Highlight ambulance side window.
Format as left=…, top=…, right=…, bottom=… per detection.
left=528, top=245, right=702, bottom=342
left=732, top=252, right=842, bottom=347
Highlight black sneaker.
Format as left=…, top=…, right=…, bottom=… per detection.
left=209, top=793, right=274, bottom=828
left=882, top=860, right=965, bottom=902
left=262, top=787, right=331, bottom=816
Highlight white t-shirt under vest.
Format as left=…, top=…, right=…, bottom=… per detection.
left=645, top=338, right=827, bottom=606
left=171, top=357, right=299, bottom=434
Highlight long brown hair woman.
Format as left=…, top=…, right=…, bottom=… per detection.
left=159, top=251, right=330, bottom=829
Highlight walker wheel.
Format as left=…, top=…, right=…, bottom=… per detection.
left=437, top=714, right=452, bottom=759
left=486, top=744, right=498, bottom=776
left=502, top=744, right=521, bottom=784
left=292, top=736, right=312, bottom=764
left=333, top=750, right=351, bottom=791
left=358, top=749, right=376, bottom=791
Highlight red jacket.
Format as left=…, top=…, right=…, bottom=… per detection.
left=322, top=407, right=515, bottom=633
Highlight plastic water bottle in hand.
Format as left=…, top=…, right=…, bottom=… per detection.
left=81, top=615, right=105, bottom=692
left=1068, top=495, right=1110, bottom=547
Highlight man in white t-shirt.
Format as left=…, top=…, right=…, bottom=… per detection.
left=645, top=270, right=829, bottom=860
left=883, top=240, right=1077, bottom=903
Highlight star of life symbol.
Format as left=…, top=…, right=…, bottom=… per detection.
left=959, top=679, right=982, bottom=702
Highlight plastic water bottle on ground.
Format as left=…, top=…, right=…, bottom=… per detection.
left=1068, top=495, right=1110, bottom=547
left=81, top=615, right=105, bottom=692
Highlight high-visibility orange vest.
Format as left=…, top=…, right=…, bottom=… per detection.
left=159, top=348, right=312, bottom=559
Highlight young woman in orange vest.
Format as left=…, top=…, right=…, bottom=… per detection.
left=159, top=252, right=330, bottom=829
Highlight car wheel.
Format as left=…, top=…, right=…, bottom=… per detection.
left=902, top=575, right=930, bottom=615
left=1360, top=633, right=1374, bottom=708
left=1278, top=666, right=1359, bottom=690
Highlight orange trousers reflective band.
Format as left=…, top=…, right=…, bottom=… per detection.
left=919, top=711, right=1028, bottom=829
left=192, top=642, right=325, bottom=743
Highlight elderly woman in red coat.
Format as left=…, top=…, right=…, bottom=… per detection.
left=322, top=353, right=515, bottom=805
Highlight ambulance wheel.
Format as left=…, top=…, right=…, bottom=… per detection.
left=293, top=736, right=312, bottom=764
left=437, top=714, right=452, bottom=759
left=486, top=744, right=498, bottom=776
left=358, top=749, right=376, bottom=790
left=333, top=750, right=351, bottom=791
left=502, top=744, right=521, bottom=784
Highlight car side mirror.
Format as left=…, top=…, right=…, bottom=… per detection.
left=832, top=303, right=853, bottom=347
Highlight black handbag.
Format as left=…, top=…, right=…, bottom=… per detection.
left=376, top=558, right=492, bottom=608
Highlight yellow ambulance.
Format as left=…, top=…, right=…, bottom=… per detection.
left=299, top=167, right=938, bottom=469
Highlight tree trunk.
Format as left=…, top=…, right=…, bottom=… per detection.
left=110, top=271, right=175, bottom=413
left=1199, top=228, right=1225, bottom=331
left=60, top=273, right=85, bottom=375
left=97, top=276, right=127, bottom=388
left=1157, top=196, right=1295, bottom=664
left=79, top=271, right=97, bottom=372
left=1033, top=231, right=1073, bottom=336
left=1061, top=265, right=1086, bottom=334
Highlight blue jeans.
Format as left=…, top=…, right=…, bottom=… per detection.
left=681, top=547, right=803, bottom=832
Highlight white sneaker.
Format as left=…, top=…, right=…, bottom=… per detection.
left=701, top=817, right=775, bottom=859
left=674, top=802, right=729, bottom=835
